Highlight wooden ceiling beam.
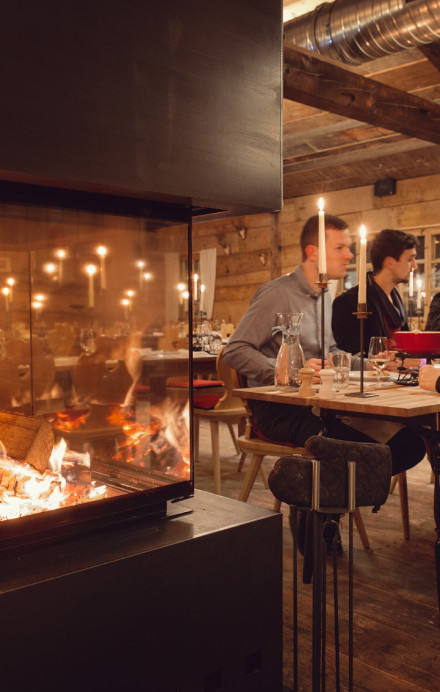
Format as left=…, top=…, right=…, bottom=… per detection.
left=419, top=42, right=440, bottom=73
left=284, top=45, right=440, bottom=145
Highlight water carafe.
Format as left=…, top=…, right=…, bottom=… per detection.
left=274, top=312, right=305, bottom=390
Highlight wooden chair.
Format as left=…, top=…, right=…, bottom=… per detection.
left=389, top=471, right=410, bottom=540
left=193, top=348, right=248, bottom=495
left=231, top=370, right=370, bottom=550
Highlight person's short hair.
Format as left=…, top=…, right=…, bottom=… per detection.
left=369, top=229, right=417, bottom=273
left=300, top=213, right=348, bottom=261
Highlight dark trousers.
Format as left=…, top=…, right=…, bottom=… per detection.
left=251, top=401, right=426, bottom=477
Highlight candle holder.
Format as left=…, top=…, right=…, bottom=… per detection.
left=317, top=274, right=329, bottom=369
left=345, top=304, right=378, bottom=397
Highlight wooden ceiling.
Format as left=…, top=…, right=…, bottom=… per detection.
left=282, top=0, right=440, bottom=199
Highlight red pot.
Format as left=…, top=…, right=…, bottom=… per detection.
left=394, top=331, right=440, bottom=355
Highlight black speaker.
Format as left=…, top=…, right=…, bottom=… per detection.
left=374, top=177, right=396, bottom=197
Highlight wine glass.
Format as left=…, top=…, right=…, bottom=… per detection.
left=368, top=336, right=390, bottom=387
left=329, top=352, right=351, bottom=392
left=79, top=327, right=95, bottom=355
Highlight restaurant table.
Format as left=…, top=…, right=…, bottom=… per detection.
left=233, top=379, right=440, bottom=614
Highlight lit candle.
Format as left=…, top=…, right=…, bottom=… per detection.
left=85, top=264, right=97, bottom=308
left=143, top=272, right=152, bottom=281
left=137, top=260, right=145, bottom=289
left=177, top=282, right=185, bottom=305
left=318, top=198, right=326, bottom=275
left=182, top=289, right=189, bottom=312
left=2, top=287, right=9, bottom=312
left=200, top=283, right=206, bottom=312
left=32, top=300, right=42, bottom=318
left=56, top=249, right=66, bottom=285
left=409, top=269, right=414, bottom=298
left=122, top=298, right=130, bottom=320
left=358, top=225, right=367, bottom=305
left=44, top=262, right=57, bottom=278
left=416, top=277, right=422, bottom=309
left=6, top=277, right=14, bottom=302
left=193, top=273, right=199, bottom=301
left=97, top=246, right=107, bottom=290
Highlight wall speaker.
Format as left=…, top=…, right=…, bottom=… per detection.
left=374, top=177, right=396, bottom=197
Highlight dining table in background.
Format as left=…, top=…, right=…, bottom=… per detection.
left=233, top=379, right=440, bottom=614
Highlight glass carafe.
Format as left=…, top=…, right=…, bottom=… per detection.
left=274, top=312, right=305, bottom=390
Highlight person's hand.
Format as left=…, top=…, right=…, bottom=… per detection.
left=306, top=357, right=327, bottom=382
left=419, top=364, right=440, bottom=393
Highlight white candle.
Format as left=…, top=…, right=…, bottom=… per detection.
left=193, top=273, right=198, bottom=301
left=358, top=225, right=367, bottom=305
left=137, top=260, right=145, bottom=290
left=56, top=250, right=66, bottom=285
left=318, top=198, right=326, bottom=275
left=2, top=287, right=9, bottom=312
left=409, top=269, right=414, bottom=298
left=122, top=298, right=130, bottom=320
left=97, top=246, right=107, bottom=290
left=417, top=278, right=422, bottom=309
left=177, top=283, right=185, bottom=305
left=200, top=284, right=205, bottom=312
left=182, top=289, right=189, bottom=312
left=6, top=277, right=14, bottom=302
left=85, top=264, right=97, bottom=308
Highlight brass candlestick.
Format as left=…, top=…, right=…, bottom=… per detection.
left=345, top=303, right=378, bottom=398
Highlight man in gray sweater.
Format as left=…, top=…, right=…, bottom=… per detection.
left=223, top=213, right=426, bottom=476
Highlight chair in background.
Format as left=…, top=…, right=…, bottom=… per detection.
left=231, top=369, right=371, bottom=550
left=193, top=348, right=248, bottom=495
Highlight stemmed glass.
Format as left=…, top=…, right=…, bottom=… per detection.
left=368, top=336, right=390, bottom=387
left=79, top=327, right=95, bottom=355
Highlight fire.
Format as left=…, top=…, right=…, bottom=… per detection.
left=49, top=409, right=89, bottom=433
left=0, top=439, right=107, bottom=521
left=107, top=401, right=190, bottom=478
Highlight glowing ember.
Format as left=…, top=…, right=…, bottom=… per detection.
left=50, top=409, right=89, bottom=433
left=0, top=439, right=107, bottom=521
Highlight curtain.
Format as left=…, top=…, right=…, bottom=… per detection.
left=199, top=248, right=217, bottom=319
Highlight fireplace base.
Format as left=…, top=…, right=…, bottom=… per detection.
left=0, top=490, right=283, bottom=691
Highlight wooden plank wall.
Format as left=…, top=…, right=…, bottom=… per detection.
left=170, top=172, right=440, bottom=325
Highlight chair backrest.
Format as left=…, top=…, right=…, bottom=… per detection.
left=212, top=347, right=246, bottom=412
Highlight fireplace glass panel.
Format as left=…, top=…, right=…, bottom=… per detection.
left=0, top=195, right=193, bottom=527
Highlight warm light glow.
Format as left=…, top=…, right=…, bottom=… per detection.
left=32, top=300, right=43, bottom=309
left=318, top=198, right=326, bottom=274
left=96, top=245, right=107, bottom=257
left=136, top=260, right=145, bottom=269
left=177, top=283, right=185, bottom=292
left=122, top=298, right=130, bottom=306
left=182, top=290, right=189, bottom=300
left=6, top=277, right=14, bottom=287
left=56, top=249, right=66, bottom=259
left=200, top=284, right=206, bottom=293
left=85, top=264, right=97, bottom=276
left=143, top=272, right=152, bottom=280
left=360, top=224, right=366, bottom=241
left=35, top=294, right=45, bottom=302
left=126, top=289, right=135, bottom=298
left=318, top=197, right=324, bottom=212
left=44, top=262, right=57, bottom=274
left=2, top=287, right=10, bottom=297
left=358, top=224, right=367, bottom=305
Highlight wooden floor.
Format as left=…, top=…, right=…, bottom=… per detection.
left=194, top=419, right=440, bottom=692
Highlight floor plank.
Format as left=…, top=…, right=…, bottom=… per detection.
left=194, top=419, right=440, bottom=691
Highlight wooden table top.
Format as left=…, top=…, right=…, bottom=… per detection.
left=233, top=381, right=440, bottom=419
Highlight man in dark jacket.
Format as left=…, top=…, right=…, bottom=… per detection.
left=332, top=229, right=417, bottom=355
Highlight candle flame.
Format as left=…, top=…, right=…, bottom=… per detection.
left=318, top=197, right=324, bottom=212
left=44, top=262, right=56, bottom=274
left=126, top=289, right=135, bottom=297
left=143, top=272, right=152, bottom=280
left=35, top=293, right=45, bottom=301
left=136, top=259, right=145, bottom=268
left=177, top=283, right=185, bottom=292
left=200, top=284, right=206, bottom=293
left=360, top=224, right=367, bottom=241
left=2, top=287, right=9, bottom=296
left=6, top=277, right=15, bottom=287
left=85, top=264, right=97, bottom=276
left=56, top=249, right=66, bottom=259
left=121, top=298, right=130, bottom=306
left=97, top=245, right=107, bottom=257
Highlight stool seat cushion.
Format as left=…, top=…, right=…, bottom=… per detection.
left=193, top=393, right=223, bottom=409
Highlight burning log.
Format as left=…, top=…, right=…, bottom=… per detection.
left=0, top=411, right=54, bottom=473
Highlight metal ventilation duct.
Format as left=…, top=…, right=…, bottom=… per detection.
left=284, top=0, right=440, bottom=64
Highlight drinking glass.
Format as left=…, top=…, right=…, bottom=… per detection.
left=368, top=336, right=390, bottom=387
left=328, top=352, right=351, bottom=392
left=79, top=327, right=95, bottom=354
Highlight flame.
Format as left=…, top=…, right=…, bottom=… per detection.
left=107, top=402, right=190, bottom=477
left=50, top=409, right=89, bottom=432
left=0, top=440, right=107, bottom=521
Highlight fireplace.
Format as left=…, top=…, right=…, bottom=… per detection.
left=0, top=184, right=194, bottom=549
